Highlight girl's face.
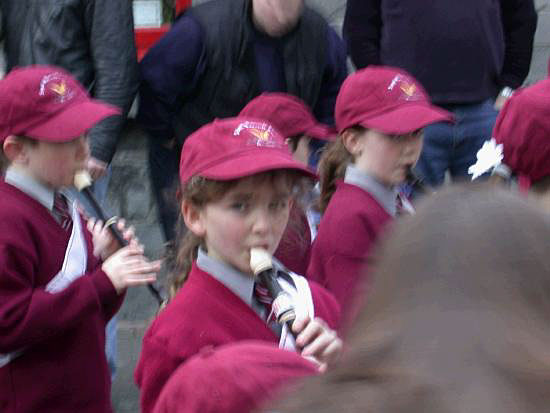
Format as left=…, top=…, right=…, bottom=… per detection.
left=186, top=174, right=293, bottom=276
left=353, top=128, right=423, bottom=186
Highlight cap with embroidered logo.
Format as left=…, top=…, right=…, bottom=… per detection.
left=335, top=66, right=453, bottom=134
left=239, top=93, right=336, bottom=141
left=0, top=65, right=120, bottom=143
left=179, top=117, right=317, bottom=186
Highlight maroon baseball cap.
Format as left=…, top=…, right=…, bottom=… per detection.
left=179, top=117, right=317, bottom=185
left=153, top=341, right=318, bottom=413
left=0, top=65, right=119, bottom=143
left=239, top=93, right=336, bottom=141
left=335, top=66, right=453, bottom=134
left=492, top=78, right=550, bottom=184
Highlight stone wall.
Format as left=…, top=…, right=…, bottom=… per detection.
left=110, top=2, right=550, bottom=410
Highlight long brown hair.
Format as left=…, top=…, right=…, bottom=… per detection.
left=317, top=128, right=364, bottom=213
left=271, top=184, right=550, bottom=412
left=167, top=170, right=307, bottom=300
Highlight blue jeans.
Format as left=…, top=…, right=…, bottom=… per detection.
left=68, top=168, right=117, bottom=381
left=415, top=99, right=498, bottom=187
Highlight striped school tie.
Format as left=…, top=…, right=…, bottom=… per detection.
left=53, top=193, right=73, bottom=231
left=396, top=191, right=416, bottom=216
left=254, top=282, right=283, bottom=337
left=254, top=283, right=273, bottom=318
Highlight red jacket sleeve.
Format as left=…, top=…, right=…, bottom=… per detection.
left=0, top=245, right=117, bottom=352
left=308, top=280, right=341, bottom=331
left=0, top=216, right=119, bottom=353
left=135, top=330, right=188, bottom=413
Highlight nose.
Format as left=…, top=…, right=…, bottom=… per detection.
left=403, top=134, right=424, bottom=159
left=77, top=135, right=90, bottom=161
left=251, top=207, right=271, bottom=237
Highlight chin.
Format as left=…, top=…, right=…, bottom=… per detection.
left=392, top=171, right=407, bottom=184
left=237, top=263, right=255, bottom=276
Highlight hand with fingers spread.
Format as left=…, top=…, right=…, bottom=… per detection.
left=292, top=315, right=343, bottom=371
left=87, top=217, right=137, bottom=260
left=101, top=244, right=161, bottom=294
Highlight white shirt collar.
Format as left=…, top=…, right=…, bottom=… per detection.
left=196, top=248, right=256, bottom=306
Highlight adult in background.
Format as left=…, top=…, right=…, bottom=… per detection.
left=1, top=0, right=140, bottom=379
left=343, top=0, right=537, bottom=188
left=138, top=0, right=347, bottom=242
left=2, top=0, right=139, bottom=192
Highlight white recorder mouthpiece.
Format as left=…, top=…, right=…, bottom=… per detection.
left=250, top=248, right=273, bottom=276
left=73, top=170, right=93, bottom=191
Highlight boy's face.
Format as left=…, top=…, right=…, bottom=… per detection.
left=24, top=135, right=89, bottom=189
left=354, top=128, right=423, bottom=186
left=190, top=174, right=293, bottom=276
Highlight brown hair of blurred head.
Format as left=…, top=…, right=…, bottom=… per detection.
left=272, top=184, right=550, bottom=413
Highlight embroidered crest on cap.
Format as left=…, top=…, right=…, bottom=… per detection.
left=234, top=121, right=283, bottom=148
left=388, top=75, right=421, bottom=101
left=39, top=73, right=76, bottom=103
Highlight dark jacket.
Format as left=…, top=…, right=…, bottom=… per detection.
left=0, top=6, right=4, bottom=78
left=138, top=0, right=347, bottom=145
left=2, top=0, right=139, bottom=163
left=174, top=0, right=327, bottom=142
left=343, top=0, right=538, bottom=105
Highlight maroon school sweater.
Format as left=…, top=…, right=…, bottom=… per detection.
left=0, top=181, right=122, bottom=413
left=274, top=203, right=311, bottom=275
left=307, top=182, right=392, bottom=321
left=135, top=264, right=340, bottom=413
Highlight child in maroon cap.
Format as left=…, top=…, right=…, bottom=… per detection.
left=135, top=117, right=342, bottom=413
left=240, top=93, right=336, bottom=165
left=239, top=93, right=336, bottom=275
left=0, top=66, right=160, bottom=413
left=468, top=78, right=550, bottom=213
left=307, top=66, right=452, bottom=326
left=153, top=340, right=319, bottom=413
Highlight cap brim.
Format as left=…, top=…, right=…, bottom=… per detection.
left=198, top=149, right=318, bottom=181
left=305, top=123, right=337, bottom=141
left=26, top=100, right=120, bottom=142
left=358, top=104, right=453, bottom=135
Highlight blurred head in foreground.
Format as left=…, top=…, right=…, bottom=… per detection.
left=271, top=184, right=550, bottom=413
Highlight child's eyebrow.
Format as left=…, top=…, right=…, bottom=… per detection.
left=227, top=192, right=253, bottom=201
left=273, top=191, right=291, bottom=199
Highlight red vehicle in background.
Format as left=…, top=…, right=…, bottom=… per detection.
left=134, top=0, right=191, bottom=60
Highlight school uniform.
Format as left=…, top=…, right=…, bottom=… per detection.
left=274, top=203, right=312, bottom=276
left=0, top=170, right=122, bottom=413
left=135, top=249, right=340, bottom=413
left=307, top=165, right=396, bottom=319
left=152, top=340, right=319, bottom=413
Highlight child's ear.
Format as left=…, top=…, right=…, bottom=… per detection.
left=3, top=136, right=28, bottom=164
left=341, top=128, right=364, bottom=157
left=181, top=199, right=206, bottom=237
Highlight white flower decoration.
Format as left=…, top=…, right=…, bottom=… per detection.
left=468, top=138, right=504, bottom=180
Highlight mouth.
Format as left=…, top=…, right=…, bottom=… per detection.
left=249, top=244, right=271, bottom=254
